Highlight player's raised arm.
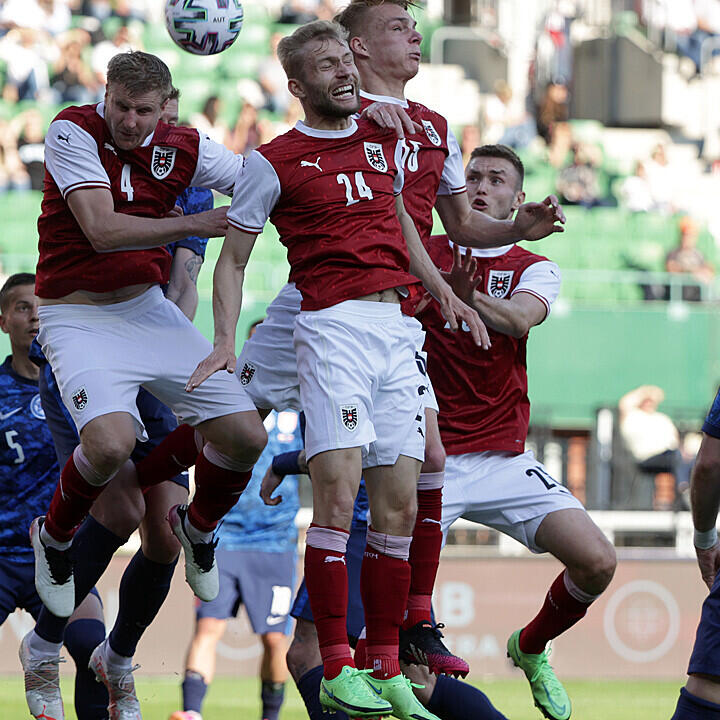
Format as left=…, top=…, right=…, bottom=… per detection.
left=186, top=226, right=258, bottom=391
left=395, top=193, right=490, bottom=349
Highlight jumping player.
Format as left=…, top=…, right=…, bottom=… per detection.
left=30, top=50, right=267, bottom=628
left=417, top=145, right=617, bottom=720
left=671, top=391, right=720, bottom=719
left=186, top=19, right=488, bottom=720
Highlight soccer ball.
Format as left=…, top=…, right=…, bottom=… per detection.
left=165, top=0, right=244, bottom=56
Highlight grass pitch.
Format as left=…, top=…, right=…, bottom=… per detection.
left=0, top=674, right=682, bottom=719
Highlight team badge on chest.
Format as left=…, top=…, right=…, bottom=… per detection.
left=364, top=142, right=387, bottom=172
left=422, top=120, right=442, bottom=146
left=487, top=270, right=514, bottom=298
left=151, top=146, right=177, bottom=179
left=340, top=404, right=359, bottom=431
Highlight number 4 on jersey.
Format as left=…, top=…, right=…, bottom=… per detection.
left=337, top=171, right=373, bottom=206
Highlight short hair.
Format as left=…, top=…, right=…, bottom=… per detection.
left=0, top=273, right=35, bottom=311
left=277, top=20, right=349, bottom=81
left=335, top=0, right=416, bottom=40
left=106, top=51, right=173, bottom=102
left=469, top=144, right=525, bottom=189
left=247, top=318, right=264, bottom=338
left=168, top=86, right=180, bottom=101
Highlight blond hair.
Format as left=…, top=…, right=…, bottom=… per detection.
left=106, top=51, right=173, bottom=101
left=277, top=20, right=349, bottom=81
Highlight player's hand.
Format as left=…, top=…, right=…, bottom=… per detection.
left=260, top=465, right=284, bottom=506
left=696, top=543, right=720, bottom=591
left=448, top=244, right=481, bottom=305
left=513, top=195, right=565, bottom=241
left=362, top=102, right=422, bottom=138
left=437, top=285, right=490, bottom=350
left=185, top=345, right=236, bottom=392
left=191, top=206, right=229, bottom=238
left=166, top=204, right=184, bottom=217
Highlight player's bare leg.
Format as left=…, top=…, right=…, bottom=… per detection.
left=361, top=457, right=440, bottom=720
left=400, top=408, right=469, bottom=678
left=169, top=410, right=266, bottom=602
left=259, top=632, right=289, bottom=719
left=33, top=413, right=137, bottom=617
left=305, top=447, right=391, bottom=717
left=508, top=508, right=616, bottom=720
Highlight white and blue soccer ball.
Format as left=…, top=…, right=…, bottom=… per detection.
left=165, top=0, right=244, bottom=56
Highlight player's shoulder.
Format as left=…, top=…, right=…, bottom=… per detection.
left=51, top=103, right=105, bottom=135
left=408, top=99, right=447, bottom=123
left=254, top=127, right=307, bottom=165
left=356, top=115, right=396, bottom=142
left=508, top=244, right=553, bottom=267
left=153, top=122, right=200, bottom=151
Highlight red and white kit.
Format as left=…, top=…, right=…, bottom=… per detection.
left=419, top=235, right=584, bottom=552
left=37, top=103, right=255, bottom=437
left=235, top=93, right=465, bottom=414
left=228, top=117, right=424, bottom=466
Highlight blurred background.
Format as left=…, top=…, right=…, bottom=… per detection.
left=0, top=0, right=719, bottom=688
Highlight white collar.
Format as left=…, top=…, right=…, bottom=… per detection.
left=294, top=118, right=358, bottom=138
left=96, top=102, right=155, bottom=147
left=359, top=89, right=409, bottom=108
left=449, top=238, right=515, bottom=258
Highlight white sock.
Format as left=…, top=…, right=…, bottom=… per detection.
left=103, top=639, right=133, bottom=671
left=183, top=512, right=213, bottom=544
left=40, top=524, right=72, bottom=551
left=27, top=630, right=63, bottom=659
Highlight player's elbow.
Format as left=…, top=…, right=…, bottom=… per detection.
left=85, top=227, right=116, bottom=253
left=506, top=316, right=531, bottom=339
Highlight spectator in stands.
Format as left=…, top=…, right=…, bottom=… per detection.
left=0, top=27, right=52, bottom=102
left=258, top=33, right=291, bottom=115
left=0, top=118, right=31, bottom=192
left=277, top=0, right=319, bottom=24
left=90, top=24, right=136, bottom=86
left=644, top=143, right=674, bottom=213
left=642, top=0, right=700, bottom=74
left=694, top=0, right=720, bottom=70
left=0, top=0, right=71, bottom=36
left=460, top=123, right=482, bottom=166
left=14, top=109, right=46, bottom=191
left=482, top=79, right=536, bottom=149
left=618, top=161, right=658, bottom=213
left=555, top=141, right=612, bottom=208
left=228, top=102, right=263, bottom=155
left=666, top=216, right=714, bottom=301
left=50, top=29, right=98, bottom=104
left=190, top=95, right=231, bottom=147
left=536, top=79, right=571, bottom=168
left=619, top=385, right=693, bottom=507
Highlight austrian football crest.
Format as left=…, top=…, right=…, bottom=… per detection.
left=340, top=404, right=359, bottom=432
left=239, top=362, right=256, bottom=386
left=151, top=146, right=177, bottom=180
left=487, top=270, right=514, bottom=298
left=71, top=387, right=88, bottom=411
left=364, top=142, right=387, bottom=172
left=422, top=120, right=441, bottom=146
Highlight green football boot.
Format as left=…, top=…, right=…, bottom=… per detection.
left=361, top=673, right=441, bottom=720
left=319, top=666, right=393, bottom=717
left=507, top=629, right=571, bottom=720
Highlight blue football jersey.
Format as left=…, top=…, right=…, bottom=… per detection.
left=166, top=187, right=213, bottom=260
left=217, top=410, right=303, bottom=552
left=0, top=357, right=59, bottom=562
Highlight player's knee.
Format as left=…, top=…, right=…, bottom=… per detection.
left=421, top=440, right=446, bottom=475
left=140, top=522, right=181, bottom=563
left=579, top=540, right=617, bottom=593
left=83, top=437, right=135, bottom=478
left=261, top=632, right=287, bottom=653
left=195, top=617, right=226, bottom=642
left=693, top=454, right=720, bottom=487
left=285, top=637, right=308, bottom=682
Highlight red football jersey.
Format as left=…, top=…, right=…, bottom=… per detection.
left=418, top=235, right=560, bottom=456
left=359, top=92, right=466, bottom=316
left=228, top=117, right=417, bottom=311
left=36, top=103, right=238, bottom=298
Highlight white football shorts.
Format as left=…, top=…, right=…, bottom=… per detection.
left=235, top=282, right=303, bottom=412
left=294, top=299, right=425, bottom=468
left=403, top=314, right=439, bottom=413
left=37, top=286, right=256, bottom=440
left=442, top=449, right=585, bottom=553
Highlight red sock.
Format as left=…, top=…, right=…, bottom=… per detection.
left=362, top=538, right=411, bottom=680
left=519, top=571, right=592, bottom=654
left=186, top=452, right=251, bottom=533
left=304, top=525, right=353, bottom=679
left=404, top=486, right=443, bottom=629
left=135, top=424, right=198, bottom=490
left=44, top=454, right=106, bottom=542
left=354, top=637, right=367, bottom=669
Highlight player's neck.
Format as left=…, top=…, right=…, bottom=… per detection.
left=301, top=111, right=354, bottom=132
left=10, top=347, right=38, bottom=381
left=360, top=73, right=407, bottom=102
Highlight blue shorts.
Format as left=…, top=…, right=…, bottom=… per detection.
left=39, top=364, right=188, bottom=490
left=291, top=520, right=367, bottom=644
left=0, top=557, right=100, bottom=625
left=196, top=548, right=296, bottom=635
left=689, top=568, right=720, bottom=676
left=703, top=388, right=720, bottom=439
